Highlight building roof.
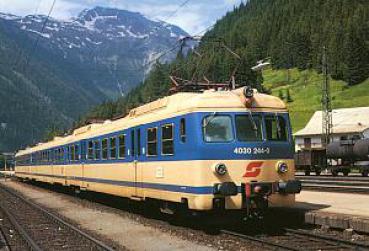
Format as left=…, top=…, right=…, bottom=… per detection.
left=294, top=107, right=369, bottom=137
left=16, top=88, right=287, bottom=156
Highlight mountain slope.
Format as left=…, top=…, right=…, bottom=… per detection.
left=0, top=6, right=187, bottom=97
left=0, top=7, right=187, bottom=151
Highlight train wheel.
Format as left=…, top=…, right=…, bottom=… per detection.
left=331, top=170, right=338, bottom=176
left=315, top=171, right=321, bottom=176
left=343, top=170, right=349, bottom=176
left=362, top=171, right=369, bottom=177
left=304, top=170, right=310, bottom=176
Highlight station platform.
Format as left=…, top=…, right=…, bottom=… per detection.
left=292, top=191, right=369, bottom=233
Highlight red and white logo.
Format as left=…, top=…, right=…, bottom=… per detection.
left=243, top=161, right=263, bottom=178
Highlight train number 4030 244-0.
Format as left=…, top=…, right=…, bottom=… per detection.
left=233, top=147, right=271, bottom=155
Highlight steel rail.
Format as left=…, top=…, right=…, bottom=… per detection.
left=296, top=176, right=369, bottom=194
left=285, top=228, right=369, bottom=249
left=0, top=228, right=10, bottom=251
left=220, top=230, right=300, bottom=251
left=221, top=228, right=369, bottom=251
left=296, top=175, right=369, bottom=181
left=300, top=183, right=369, bottom=194
left=0, top=183, right=116, bottom=251
left=0, top=203, right=42, bottom=251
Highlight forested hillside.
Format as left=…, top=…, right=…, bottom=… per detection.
left=264, top=69, right=369, bottom=131
left=80, top=0, right=369, bottom=127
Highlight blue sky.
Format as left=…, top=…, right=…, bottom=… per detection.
left=0, top=0, right=244, bottom=34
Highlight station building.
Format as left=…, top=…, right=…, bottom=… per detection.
left=294, top=107, right=369, bottom=151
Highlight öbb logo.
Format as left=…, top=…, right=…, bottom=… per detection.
left=243, top=161, right=263, bottom=178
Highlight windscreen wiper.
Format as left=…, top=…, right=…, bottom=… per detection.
left=274, top=112, right=282, bottom=139
left=248, top=110, right=259, bottom=138
left=202, top=112, right=217, bottom=128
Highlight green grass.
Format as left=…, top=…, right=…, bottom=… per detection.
left=263, top=69, right=369, bottom=132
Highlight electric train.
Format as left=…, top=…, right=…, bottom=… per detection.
left=15, top=87, right=301, bottom=218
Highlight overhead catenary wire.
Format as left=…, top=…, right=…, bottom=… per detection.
left=23, top=0, right=57, bottom=70
left=154, top=0, right=191, bottom=23
left=12, top=0, right=43, bottom=69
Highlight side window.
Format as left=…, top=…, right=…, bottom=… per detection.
left=94, top=140, right=101, bottom=160
left=65, top=148, right=68, bottom=162
left=102, top=139, right=108, bottom=160
left=70, top=145, right=75, bottom=161
left=87, top=141, right=94, bottom=160
left=118, top=134, right=126, bottom=159
left=61, top=148, right=65, bottom=162
left=162, top=124, right=174, bottom=155
left=75, top=145, right=79, bottom=161
left=180, top=118, right=186, bottom=143
left=110, top=137, right=117, bottom=159
left=147, top=127, right=158, bottom=156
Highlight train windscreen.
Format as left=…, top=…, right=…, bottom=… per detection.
left=203, top=115, right=234, bottom=142
left=235, top=115, right=263, bottom=141
left=265, top=115, right=288, bottom=141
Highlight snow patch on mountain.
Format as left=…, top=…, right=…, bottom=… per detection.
left=27, top=29, right=51, bottom=38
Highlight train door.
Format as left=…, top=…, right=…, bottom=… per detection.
left=131, top=128, right=144, bottom=198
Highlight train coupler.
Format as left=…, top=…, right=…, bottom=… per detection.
left=241, top=183, right=270, bottom=219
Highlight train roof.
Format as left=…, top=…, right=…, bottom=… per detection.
left=16, top=87, right=286, bottom=156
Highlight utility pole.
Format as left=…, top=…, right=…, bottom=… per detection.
left=321, top=46, right=332, bottom=149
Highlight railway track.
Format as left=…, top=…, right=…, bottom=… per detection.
left=0, top=183, right=116, bottom=251
left=222, top=228, right=369, bottom=251
left=296, top=176, right=369, bottom=194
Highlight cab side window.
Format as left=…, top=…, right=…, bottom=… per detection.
left=180, top=118, right=186, bottom=143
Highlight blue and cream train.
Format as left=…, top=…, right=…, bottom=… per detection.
left=15, top=87, right=301, bottom=217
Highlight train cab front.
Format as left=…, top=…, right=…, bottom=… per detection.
left=211, top=160, right=302, bottom=219
left=200, top=104, right=301, bottom=218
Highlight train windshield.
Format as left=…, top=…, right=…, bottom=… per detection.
left=235, top=115, right=263, bottom=141
left=203, top=115, right=234, bottom=142
left=265, top=115, right=288, bottom=141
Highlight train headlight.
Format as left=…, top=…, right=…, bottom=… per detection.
left=213, top=163, right=228, bottom=176
left=276, top=161, right=288, bottom=174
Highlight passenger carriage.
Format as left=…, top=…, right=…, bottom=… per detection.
left=15, top=87, right=301, bottom=218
